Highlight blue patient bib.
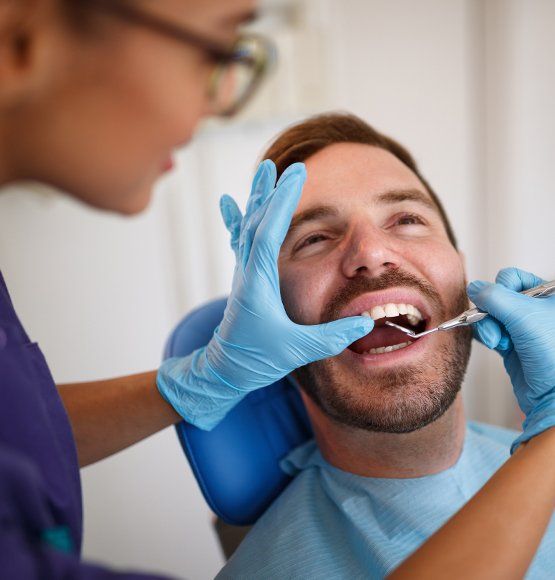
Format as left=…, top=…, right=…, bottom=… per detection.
left=218, top=422, right=555, bottom=579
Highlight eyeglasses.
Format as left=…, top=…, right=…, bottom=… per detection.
left=88, top=0, right=277, bottom=117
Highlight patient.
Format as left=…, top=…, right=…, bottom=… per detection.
left=217, top=113, right=555, bottom=578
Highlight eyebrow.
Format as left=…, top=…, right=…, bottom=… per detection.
left=374, top=188, right=437, bottom=210
left=288, top=205, right=340, bottom=233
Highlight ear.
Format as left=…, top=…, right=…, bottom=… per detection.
left=0, top=0, right=50, bottom=105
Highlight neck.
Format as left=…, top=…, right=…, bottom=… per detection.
left=302, top=392, right=466, bottom=478
left=0, top=123, right=15, bottom=186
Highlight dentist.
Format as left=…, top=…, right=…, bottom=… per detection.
left=0, top=1, right=372, bottom=577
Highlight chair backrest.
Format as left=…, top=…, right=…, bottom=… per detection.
left=164, top=298, right=313, bottom=526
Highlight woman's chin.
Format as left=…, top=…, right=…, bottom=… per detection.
left=87, top=179, right=156, bottom=215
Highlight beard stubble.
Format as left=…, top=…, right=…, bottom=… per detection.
left=294, top=269, right=473, bottom=433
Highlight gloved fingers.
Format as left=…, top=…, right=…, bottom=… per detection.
left=220, top=195, right=243, bottom=255
left=495, top=267, right=545, bottom=292
left=473, top=317, right=512, bottom=352
left=243, top=161, right=303, bottom=239
left=274, top=160, right=304, bottom=188
left=239, top=161, right=278, bottom=269
left=300, top=316, right=375, bottom=360
left=472, top=317, right=502, bottom=349
left=249, top=162, right=306, bottom=267
left=467, top=279, right=531, bottom=326
left=244, top=159, right=277, bottom=219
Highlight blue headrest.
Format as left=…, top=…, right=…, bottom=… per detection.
left=164, top=298, right=312, bottom=526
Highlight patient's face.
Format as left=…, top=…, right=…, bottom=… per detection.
left=278, top=143, right=472, bottom=433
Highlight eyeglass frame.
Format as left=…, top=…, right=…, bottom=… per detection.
left=86, top=0, right=276, bottom=117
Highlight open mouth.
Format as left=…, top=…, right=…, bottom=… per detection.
left=349, top=302, right=428, bottom=355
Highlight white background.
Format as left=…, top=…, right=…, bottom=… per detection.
left=0, top=0, right=554, bottom=578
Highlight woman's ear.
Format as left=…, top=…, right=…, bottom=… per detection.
left=0, top=0, right=53, bottom=104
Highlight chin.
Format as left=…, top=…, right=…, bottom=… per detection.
left=296, top=328, right=472, bottom=434
left=115, top=178, right=158, bottom=215
left=77, top=181, right=155, bottom=215
left=116, top=192, right=153, bottom=215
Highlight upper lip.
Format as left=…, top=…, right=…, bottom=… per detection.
left=336, top=288, right=433, bottom=323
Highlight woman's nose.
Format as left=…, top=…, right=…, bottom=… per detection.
left=340, top=225, right=401, bottom=279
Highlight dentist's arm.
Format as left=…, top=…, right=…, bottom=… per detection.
left=389, top=427, right=555, bottom=579
left=58, top=372, right=180, bottom=467
left=391, top=267, right=555, bottom=578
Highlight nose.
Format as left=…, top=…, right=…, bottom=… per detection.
left=340, top=222, right=402, bottom=279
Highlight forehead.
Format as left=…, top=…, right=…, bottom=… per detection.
left=299, top=142, right=431, bottom=212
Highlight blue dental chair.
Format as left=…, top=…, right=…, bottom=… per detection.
left=163, top=298, right=313, bottom=534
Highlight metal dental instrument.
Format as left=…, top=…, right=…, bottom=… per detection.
left=385, top=279, right=555, bottom=340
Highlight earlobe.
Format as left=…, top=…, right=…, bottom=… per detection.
left=0, top=0, right=47, bottom=105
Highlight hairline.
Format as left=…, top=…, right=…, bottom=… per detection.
left=260, top=113, right=459, bottom=248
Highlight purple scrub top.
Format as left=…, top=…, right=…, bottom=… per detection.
left=0, top=271, right=171, bottom=578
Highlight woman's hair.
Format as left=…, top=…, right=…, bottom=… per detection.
left=59, top=0, right=117, bottom=34
left=261, top=112, right=458, bottom=248
left=60, top=0, right=94, bottom=22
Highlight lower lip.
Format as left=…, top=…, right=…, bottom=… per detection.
left=345, top=332, right=434, bottom=366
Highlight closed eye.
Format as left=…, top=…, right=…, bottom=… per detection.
left=302, top=233, right=329, bottom=246
left=295, top=233, right=329, bottom=251
left=394, top=213, right=426, bottom=226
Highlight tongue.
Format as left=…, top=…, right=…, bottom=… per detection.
left=349, top=325, right=411, bottom=354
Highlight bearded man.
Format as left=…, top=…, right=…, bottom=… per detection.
left=216, top=113, right=555, bottom=579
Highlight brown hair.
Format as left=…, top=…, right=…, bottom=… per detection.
left=59, top=0, right=123, bottom=35
left=261, top=112, right=457, bottom=248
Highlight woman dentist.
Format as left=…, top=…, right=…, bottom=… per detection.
left=0, top=1, right=553, bottom=578
left=0, top=1, right=373, bottom=577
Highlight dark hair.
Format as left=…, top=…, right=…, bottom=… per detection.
left=59, top=0, right=118, bottom=35
left=261, top=112, right=457, bottom=248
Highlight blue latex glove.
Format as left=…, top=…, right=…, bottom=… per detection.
left=467, top=267, right=555, bottom=452
left=157, top=160, right=374, bottom=430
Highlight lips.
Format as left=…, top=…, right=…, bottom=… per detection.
left=162, top=157, right=174, bottom=172
left=335, top=290, right=433, bottom=356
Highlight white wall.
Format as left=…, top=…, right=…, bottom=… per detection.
left=0, top=1, right=553, bottom=578
left=481, top=0, right=555, bottom=423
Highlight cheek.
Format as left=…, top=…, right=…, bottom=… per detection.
left=103, top=41, right=209, bottom=152
left=419, top=245, right=467, bottom=306
left=279, top=263, right=336, bottom=324
left=138, top=62, right=208, bottom=145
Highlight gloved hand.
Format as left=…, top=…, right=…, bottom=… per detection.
left=467, top=267, right=555, bottom=452
left=157, top=160, right=374, bottom=430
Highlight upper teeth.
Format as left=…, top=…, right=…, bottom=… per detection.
left=361, top=303, right=423, bottom=327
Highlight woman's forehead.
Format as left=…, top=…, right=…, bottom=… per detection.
left=150, top=0, right=256, bottom=36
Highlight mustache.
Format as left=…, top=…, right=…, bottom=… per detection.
left=321, top=269, right=446, bottom=323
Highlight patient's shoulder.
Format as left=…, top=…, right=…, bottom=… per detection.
left=467, top=420, right=518, bottom=448
left=216, top=460, right=332, bottom=579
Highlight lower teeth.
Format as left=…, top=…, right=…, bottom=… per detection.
left=367, top=342, right=412, bottom=355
